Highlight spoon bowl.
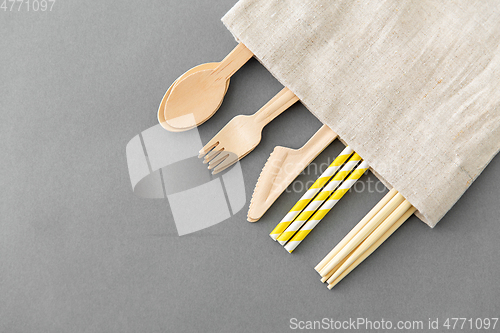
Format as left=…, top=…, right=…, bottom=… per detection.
left=162, top=42, right=253, bottom=131
left=164, top=69, right=227, bottom=130
left=158, top=63, right=230, bottom=132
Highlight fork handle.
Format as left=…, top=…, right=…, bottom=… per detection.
left=253, top=87, right=299, bottom=127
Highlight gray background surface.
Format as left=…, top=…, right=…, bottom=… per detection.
left=1, top=1, right=499, bottom=332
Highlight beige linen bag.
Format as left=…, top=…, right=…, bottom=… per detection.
left=222, top=0, right=500, bottom=227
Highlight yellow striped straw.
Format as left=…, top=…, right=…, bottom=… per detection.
left=284, top=160, right=369, bottom=253
left=277, top=153, right=363, bottom=245
left=269, top=146, right=354, bottom=240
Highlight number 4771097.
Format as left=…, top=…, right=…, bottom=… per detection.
left=1, top=0, right=56, bottom=11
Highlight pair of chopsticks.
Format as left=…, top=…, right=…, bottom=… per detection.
left=270, top=146, right=369, bottom=252
left=315, top=188, right=415, bottom=288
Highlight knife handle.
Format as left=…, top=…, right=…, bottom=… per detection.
left=297, top=125, right=338, bottom=163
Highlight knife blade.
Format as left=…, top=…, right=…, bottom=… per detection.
left=247, top=125, right=338, bottom=222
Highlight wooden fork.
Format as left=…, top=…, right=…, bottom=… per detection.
left=199, top=87, right=299, bottom=174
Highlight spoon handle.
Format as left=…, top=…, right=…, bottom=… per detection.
left=211, top=42, right=254, bottom=80
left=253, top=87, right=299, bottom=128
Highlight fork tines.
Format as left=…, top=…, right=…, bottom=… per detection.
left=199, top=144, right=239, bottom=175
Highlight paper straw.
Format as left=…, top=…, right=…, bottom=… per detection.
left=276, top=153, right=363, bottom=245
left=269, top=146, right=354, bottom=240
left=284, top=161, right=369, bottom=253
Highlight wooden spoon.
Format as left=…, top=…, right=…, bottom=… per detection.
left=158, top=62, right=230, bottom=132
left=164, top=42, right=253, bottom=130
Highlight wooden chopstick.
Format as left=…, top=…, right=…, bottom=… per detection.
left=327, top=205, right=416, bottom=289
left=326, top=199, right=413, bottom=285
left=315, top=189, right=416, bottom=288
left=315, top=188, right=398, bottom=273
left=320, top=248, right=357, bottom=283
left=318, top=191, right=405, bottom=277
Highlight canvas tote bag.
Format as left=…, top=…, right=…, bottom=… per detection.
left=222, top=0, right=500, bottom=227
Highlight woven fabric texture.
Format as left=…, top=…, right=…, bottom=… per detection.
left=222, top=0, right=500, bottom=227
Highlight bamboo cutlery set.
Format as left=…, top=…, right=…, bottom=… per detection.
left=159, top=43, right=416, bottom=288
